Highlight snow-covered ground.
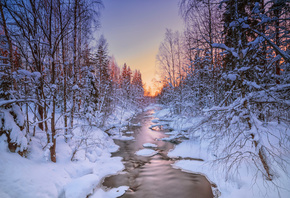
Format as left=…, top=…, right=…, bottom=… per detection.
left=153, top=105, right=290, bottom=198
left=0, top=105, right=138, bottom=198
left=135, top=148, right=158, bottom=156
left=92, top=186, right=129, bottom=198
left=1, top=103, right=288, bottom=198
left=143, top=143, right=158, bottom=148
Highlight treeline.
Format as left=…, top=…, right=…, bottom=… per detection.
left=157, top=0, right=289, bottom=182
left=0, top=0, right=144, bottom=162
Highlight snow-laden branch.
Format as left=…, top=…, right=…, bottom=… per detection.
left=250, top=99, right=290, bottom=107
left=248, top=28, right=290, bottom=63
left=0, top=99, right=39, bottom=107
left=31, top=117, right=52, bottom=126
left=211, top=43, right=239, bottom=58
left=210, top=26, right=290, bottom=63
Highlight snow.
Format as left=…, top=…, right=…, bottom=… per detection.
left=1, top=100, right=288, bottom=198
left=144, top=103, right=162, bottom=111
left=91, top=186, right=129, bottom=198
left=211, top=43, right=239, bottom=58
left=153, top=106, right=290, bottom=198
left=0, top=151, right=69, bottom=198
left=135, top=148, right=158, bottom=156
left=251, top=28, right=290, bottom=62
left=244, top=80, right=261, bottom=89
left=0, top=104, right=138, bottom=198
left=104, top=105, right=138, bottom=133
left=151, top=119, right=159, bottom=123
left=64, top=174, right=99, bottom=198
left=0, top=133, right=125, bottom=198
left=72, top=84, right=79, bottom=90
left=0, top=135, right=8, bottom=152
left=129, top=122, right=141, bottom=127
left=0, top=108, right=27, bottom=152
left=168, top=139, right=212, bottom=161
left=11, top=104, right=25, bottom=127
left=173, top=159, right=290, bottom=198
left=153, top=108, right=171, bottom=118
left=238, top=66, right=250, bottom=72
left=112, top=135, right=135, bottom=141
left=152, top=107, right=204, bottom=133
left=143, top=143, right=158, bottom=148
left=227, top=73, right=237, bottom=81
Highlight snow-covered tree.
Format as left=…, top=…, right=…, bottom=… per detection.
left=0, top=0, right=103, bottom=162
left=92, top=35, right=113, bottom=124
left=131, top=69, right=144, bottom=108
left=157, top=0, right=290, bottom=188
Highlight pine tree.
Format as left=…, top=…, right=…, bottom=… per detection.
left=93, top=35, right=112, bottom=124
left=121, top=63, right=132, bottom=100
left=132, top=70, right=144, bottom=107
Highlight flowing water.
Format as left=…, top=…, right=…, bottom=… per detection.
left=102, top=110, right=213, bottom=198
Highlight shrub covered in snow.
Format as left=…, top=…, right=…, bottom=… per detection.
left=0, top=102, right=27, bottom=153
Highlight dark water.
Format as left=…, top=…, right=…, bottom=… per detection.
left=102, top=110, right=213, bottom=198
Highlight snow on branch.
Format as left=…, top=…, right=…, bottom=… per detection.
left=0, top=99, right=40, bottom=107
left=211, top=43, right=239, bottom=59
left=248, top=28, right=290, bottom=63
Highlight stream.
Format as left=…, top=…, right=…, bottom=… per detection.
left=102, top=109, right=214, bottom=198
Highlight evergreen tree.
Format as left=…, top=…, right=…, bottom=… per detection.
left=121, top=63, right=132, bottom=100
left=93, top=35, right=112, bottom=122
left=132, top=70, right=144, bottom=107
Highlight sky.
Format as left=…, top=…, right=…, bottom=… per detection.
left=98, top=0, right=184, bottom=94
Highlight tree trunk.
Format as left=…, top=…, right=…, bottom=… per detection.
left=70, top=0, right=79, bottom=136
left=50, top=57, right=56, bottom=162
left=49, top=0, right=56, bottom=162
left=59, top=0, right=68, bottom=142
left=251, top=134, right=273, bottom=180
left=0, top=2, right=14, bottom=79
left=274, top=5, right=280, bottom=84
left=50, top=94, right=57, bottom=162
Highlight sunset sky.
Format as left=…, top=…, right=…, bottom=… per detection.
left=99, top=0, right=184, bottom=94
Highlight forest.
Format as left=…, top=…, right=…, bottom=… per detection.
left=0, top=0, right=145, bottom=161
left=0, top=0, right=289, bottom=198
left=157, top=0, right=289, bottom=183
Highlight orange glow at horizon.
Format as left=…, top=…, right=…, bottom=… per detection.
left=144, top=86, right=159, bottom=97
left=143, top=79, right=163, bottom=97
left=114, top=49, right=161, bottom=96
left=100, top=0, right=184, bottom=98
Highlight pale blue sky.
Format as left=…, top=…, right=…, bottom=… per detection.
left=98, top=0, right=184, bottom=90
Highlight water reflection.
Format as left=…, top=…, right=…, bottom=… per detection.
left=102, top=110, right=213, bottom=198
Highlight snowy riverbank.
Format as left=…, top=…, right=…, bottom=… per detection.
left=152, top=104, right=290, bottom=198
left=0, top=106, right=139, bottom=198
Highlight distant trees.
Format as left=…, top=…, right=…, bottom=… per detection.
left=157, top=0, right=289, bottom=187
left=120, top=63, right=144, bottom=110
left=0, top=0, right=145, bottom=162
left=131, top=69, right=145, bottom=108
left=93, top=35, right=112, bottom=124
left=121, top=63, right=132, bottom=100
left=156, top=29, right=188, bottom=114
